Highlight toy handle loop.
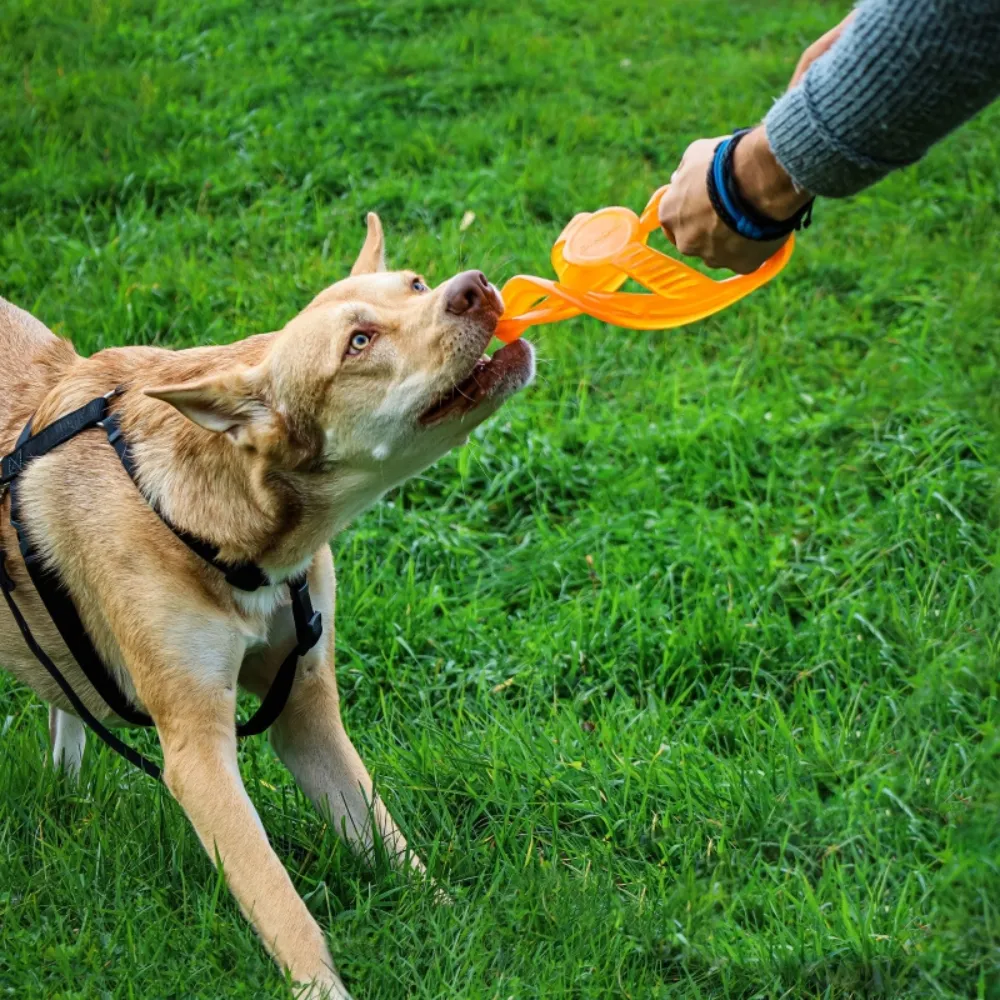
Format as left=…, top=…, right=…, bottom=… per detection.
left=638, top=184, right=671, bottom=236
left=494, top=182, right=794, bottom=342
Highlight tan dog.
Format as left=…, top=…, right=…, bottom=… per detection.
left=0, top=214, right=533, bottom=999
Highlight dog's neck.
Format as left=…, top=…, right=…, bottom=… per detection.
left=126, top=405, right=312, bottom=579
left=35, top=340, right=376, bottom=584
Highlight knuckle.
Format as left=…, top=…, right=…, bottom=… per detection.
left=675, top=236, right=700, bottom=257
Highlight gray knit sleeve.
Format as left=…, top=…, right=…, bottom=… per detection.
left=764, top=0, right=1000, bottom=198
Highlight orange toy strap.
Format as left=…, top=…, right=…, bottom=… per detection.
left=494, top=184, right=794, bottom=343
left=637, top=184, right=670, bottom=234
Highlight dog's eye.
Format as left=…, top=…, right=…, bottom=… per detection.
left=411, top=277, right=428, bottom=293
left=346, top=331, right=372, bottom=356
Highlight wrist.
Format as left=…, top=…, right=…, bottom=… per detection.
left=732, top=126, right=812, bottom=221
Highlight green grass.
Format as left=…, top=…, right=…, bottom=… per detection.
left=1, top=0, right=999, bottom=997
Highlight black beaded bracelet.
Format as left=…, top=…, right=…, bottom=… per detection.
left=706, top=128, right=814, bottom=242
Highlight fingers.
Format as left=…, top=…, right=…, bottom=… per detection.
left=658, top=136, right=722, bottom=247
left=659, top=180, right=788, bottom=273
left=657, top=189, right=677, bottom=245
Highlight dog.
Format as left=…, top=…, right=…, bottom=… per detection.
left=0, top=213, right=534, bottom=999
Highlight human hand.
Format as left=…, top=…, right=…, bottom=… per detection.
left=657, top=11, right=854, bottom=272
left=657, top=128, right=807, bottom=274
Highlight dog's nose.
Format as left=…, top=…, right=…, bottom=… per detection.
left=445, top=270, right=498, bottom=316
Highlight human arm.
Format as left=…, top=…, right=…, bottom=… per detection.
left=766, top=0, right=1000, bottom=197
left=659, top=0, right=1000, bottom=273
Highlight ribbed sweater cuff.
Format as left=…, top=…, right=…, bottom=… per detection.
left=764, top=86, right=890, bottom=198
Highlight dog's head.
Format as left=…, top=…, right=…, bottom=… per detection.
left=146, top=214, right=534, bottom=527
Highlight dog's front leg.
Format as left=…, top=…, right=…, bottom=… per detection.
left=269, top=667, right=423, bottom=874
left=48, top=705, right=86, bottom=778
left=151, top=680, right=352, bottom=999
left=247, top=549, right=422, bottom=874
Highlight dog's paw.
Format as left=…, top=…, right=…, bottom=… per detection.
left=294, top=977, right=353, bottom=1000
left=405, top=852, right=452, bottom=905
left=431, top=881, right=454, bottom=906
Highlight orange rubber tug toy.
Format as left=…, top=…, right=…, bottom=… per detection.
left=494, top=184, right=794, bottom=343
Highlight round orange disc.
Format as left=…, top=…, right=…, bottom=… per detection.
left=560, top=207, right=640, bottom=267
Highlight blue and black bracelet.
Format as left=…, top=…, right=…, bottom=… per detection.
left=706, top=128, right=814, bottom=242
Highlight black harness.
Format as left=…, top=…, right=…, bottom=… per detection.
left=0, top=390, right=322, bottom=780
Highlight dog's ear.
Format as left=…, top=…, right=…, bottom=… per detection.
left=145, top=368, right=272, bottom=445
left=350, top=212, right=386, bottom=276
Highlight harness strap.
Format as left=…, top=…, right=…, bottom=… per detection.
left=9, top=477, right=154, bottom=726
left=1, top=393, right=324, bottom=778
left=102, top=411, right=322, bottom=736
left=0, top=550, right=162, bottom=780
left=1, top=394, right=111, bottom=487
left=237, top=576, right=323, bottom=737
left=104, top=414, right=269, bottom=593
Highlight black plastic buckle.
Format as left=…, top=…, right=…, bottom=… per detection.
left=301, top=611, right=323, bottom=652
left=288, top=576, right=323, bottom=652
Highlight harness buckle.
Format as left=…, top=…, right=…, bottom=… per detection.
left=300, top=610, right=323, bottom=652
left=287, top=574, right=323, bottom=652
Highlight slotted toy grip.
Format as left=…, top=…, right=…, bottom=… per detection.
left=494, top=185, right=793, bottom=342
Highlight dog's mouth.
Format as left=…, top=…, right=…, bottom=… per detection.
left=419, top=340, right=535, bottom=426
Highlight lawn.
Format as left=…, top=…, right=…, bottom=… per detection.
left=1, top=0, right=999, bottom=997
